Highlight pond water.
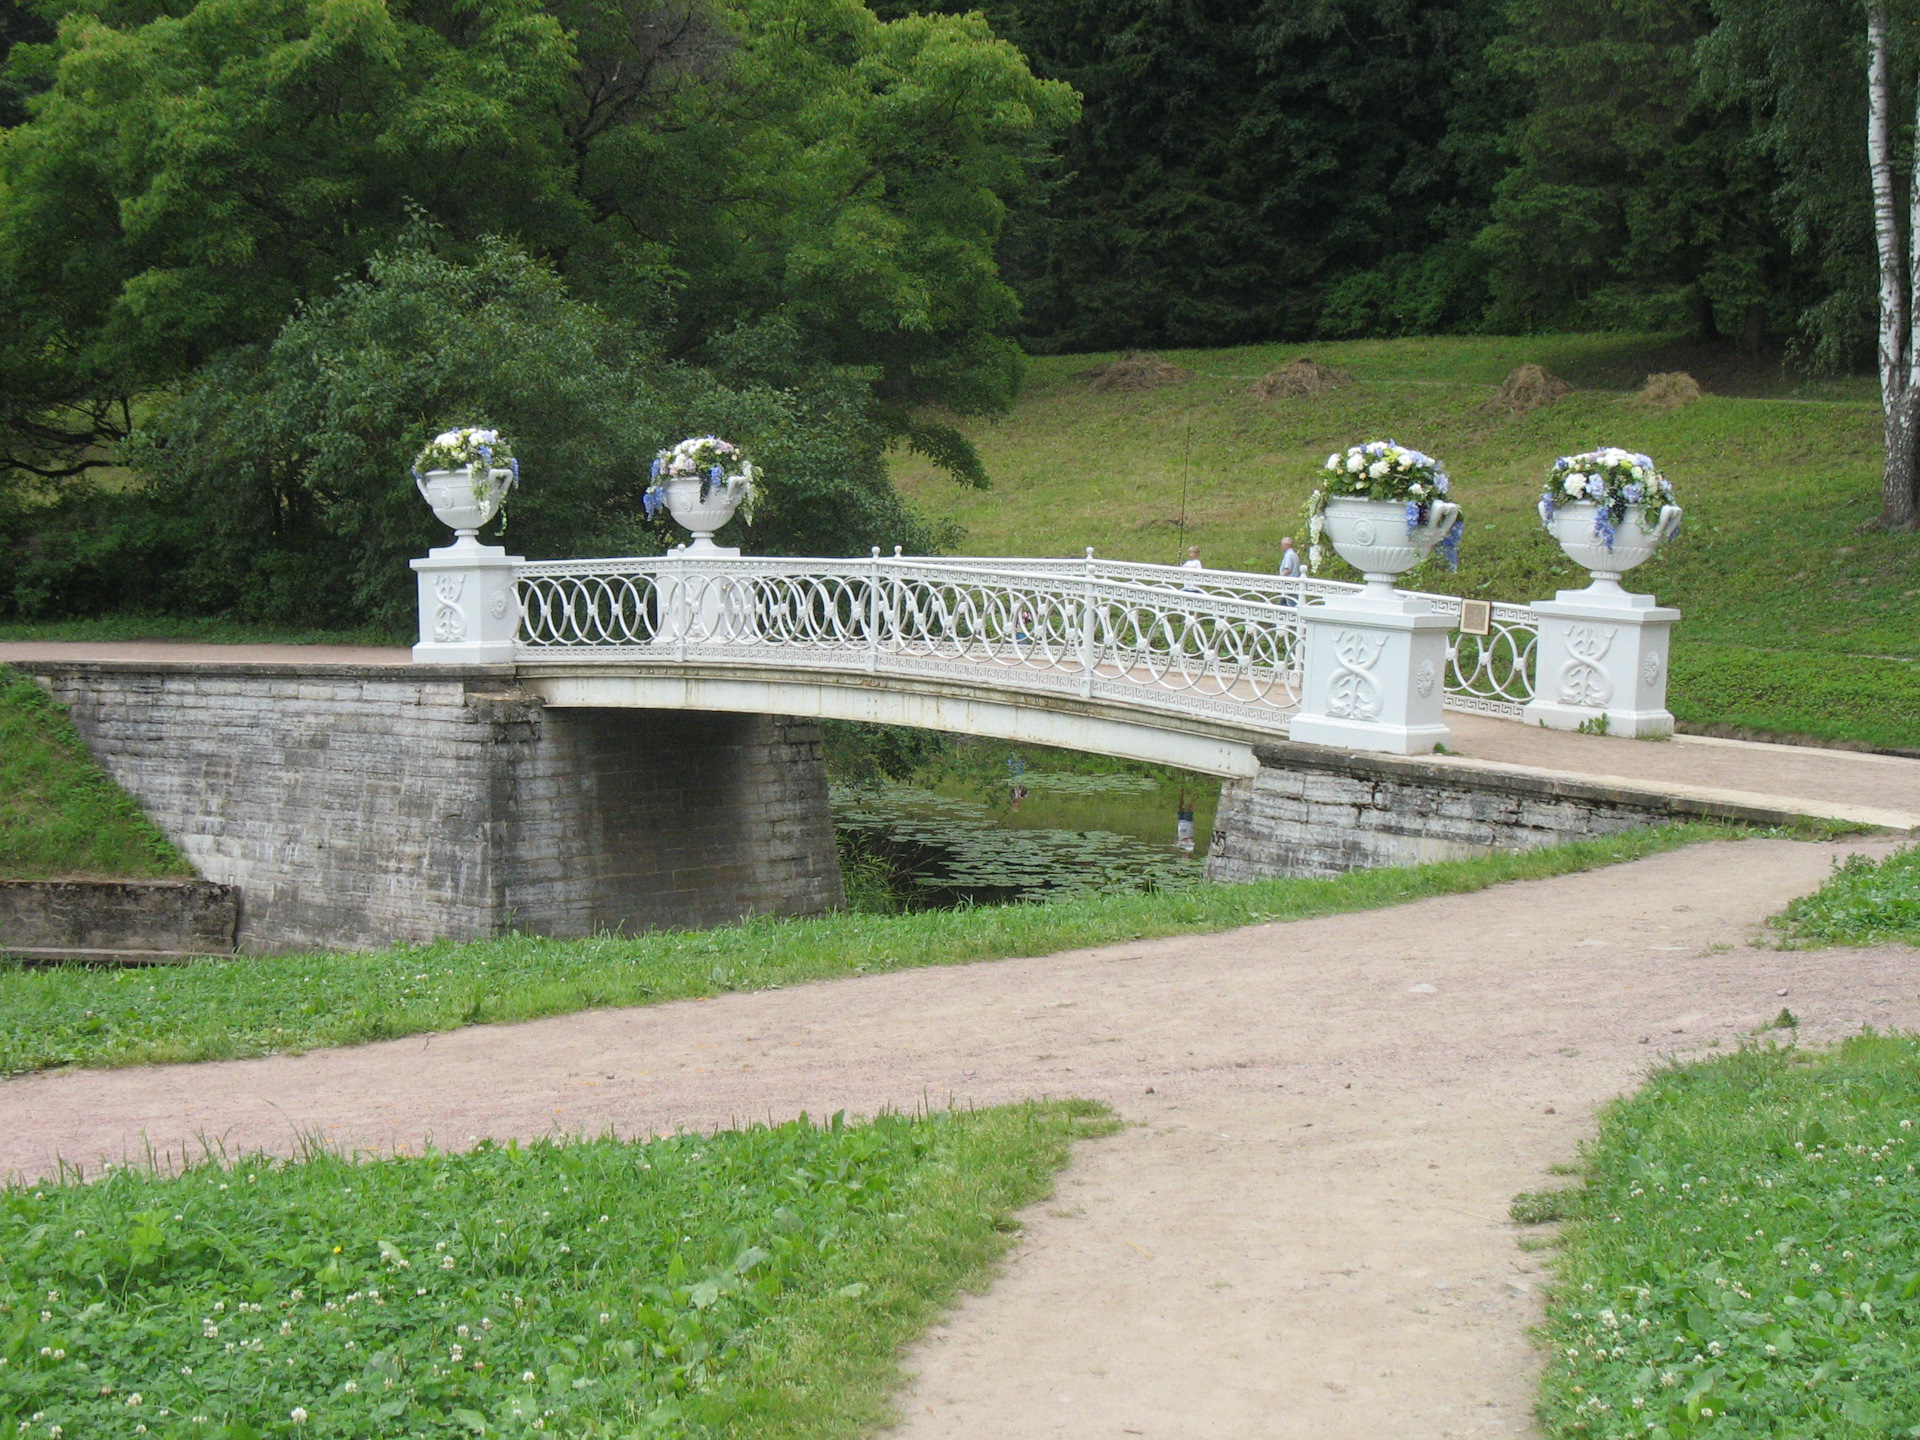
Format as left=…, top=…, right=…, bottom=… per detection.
left=830, top=754, right=1221, bottom=910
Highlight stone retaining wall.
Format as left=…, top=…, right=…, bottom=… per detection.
left=1205, top=741, right=1795, bottom=881
left=22, top=664, right=844, bottom=952
left=0, top=878, right=238, bottom=959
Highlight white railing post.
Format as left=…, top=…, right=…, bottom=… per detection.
left=866, top=546, right=881, bottom=673
left=1079, top=546, right=1097, bottom=697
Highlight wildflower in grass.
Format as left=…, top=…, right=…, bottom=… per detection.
left=125, top=1394, right=141, bottom=1406
left=289, top=1408, right=308, bottom=1424
left=523, top=1371, right=537, bottom=1383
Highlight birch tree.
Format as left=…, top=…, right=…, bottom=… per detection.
left=1704, top=0, right=1920, bottom=528
left=1869, top=0, right=1920, bottom=529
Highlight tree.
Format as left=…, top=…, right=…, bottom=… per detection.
left=28, top=235, right=953, bottom=629
left=1478, top=0, right=1794, bottom=342
left=871, top=0, right=1511, bottom=350
left=1702, top=0, right=1920, bottom=528
left=0, top=0, right=1072, bottom=488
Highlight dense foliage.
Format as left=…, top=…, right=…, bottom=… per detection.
left=1537, top=1036, right=1920, bottom=1439
left=0, top=1104, right=1110, bottom=1437
left=0, top=0, right=1073, bottom=625
left=3, top=0, right=1918, bottom=622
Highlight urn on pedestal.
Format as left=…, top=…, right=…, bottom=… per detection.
left=409, top=427, right=524, bottom=665
left=1292, top=442, right=1465, bottom=755
left=1525, top=449, right=1682, bottom=737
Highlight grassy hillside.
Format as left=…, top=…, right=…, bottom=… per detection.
left=0, top=667, right=193, bottom=879
left=893, top=335, right=1920, bottom=749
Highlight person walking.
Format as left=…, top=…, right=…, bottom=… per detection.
left=1278, top=537, right=1302, bottom=577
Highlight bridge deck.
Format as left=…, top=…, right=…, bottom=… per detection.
left=4, top=641, right=1916, bottom=832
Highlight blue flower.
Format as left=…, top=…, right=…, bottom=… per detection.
left=1435, top=515, right=1464, bottom=571
left=1586, top=476, right=1606, bottom=499
left=1623, top=482, right=1643, bottom=504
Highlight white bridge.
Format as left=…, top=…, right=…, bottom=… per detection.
left=453, top=551, right=1542, bottom=778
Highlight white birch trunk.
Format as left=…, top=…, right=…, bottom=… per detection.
left=1868, top=1, right=1919, bottom=527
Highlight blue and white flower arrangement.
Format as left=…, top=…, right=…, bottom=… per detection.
left=1307, top=440, right=1462, bottom=573
left=1539, top=448, right=1676, bottom=551
left=644, top=436, right=757, bottom=524
left=412, top=426, right=518, bottom=484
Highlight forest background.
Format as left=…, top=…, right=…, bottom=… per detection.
left=0, top=0, right=1910, bottom=630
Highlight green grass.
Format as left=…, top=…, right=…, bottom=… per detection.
left=1534, top=1035, right=1920, bottom=1440
left=0, top=823, right=1733, bottom=1075
left=1772, top=846, right=1920, bottom=948
left=0, top=668, right=192, bottom=880
left=893, top=334, right=1920, bottom=747
left=0, top=617, right=402, bottom=646
left=0, top=1100, right=1114, bottom=1439
left=1669, top=646, right=1920, bottom=754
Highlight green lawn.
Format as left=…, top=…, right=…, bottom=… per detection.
left=0, top=667, right=192, bottom=879
left=1534, top=1036, right=1920, bottom=1440
left=893, top=334, right=1920, bottom=747
left=0, top=1101, right=1113, bottom=1439
left=0, top=616, right=402, bottom=646
left=1773, top=844, right=1920, bottom=948
left=0, top=823, right=1732, bottom=1075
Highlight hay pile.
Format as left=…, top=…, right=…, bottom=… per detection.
left=1250, top=357, right=1354, bottom=400
left=1640, top=371, right=1704, bottom=407
left=1491, top=363, right=1571, bottom=413
left=1081, top=351, right=1195, bottom=392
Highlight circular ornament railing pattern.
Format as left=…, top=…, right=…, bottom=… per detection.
left=514, top=554, right=1538, bottom=723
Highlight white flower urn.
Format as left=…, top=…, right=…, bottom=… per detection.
left=1525, top=502, right=1683, bottom=738
left=664, top=474, right=753, bottom=553
left=1321, top=495, right=1461, bottom=600
left=411, top=466, right=521, bottom=665
left=416, top=466, right=515, bottom=545
left=1545, top=500, right=1681, bottom=597
left=1293, top=496, right=1461, bottom=756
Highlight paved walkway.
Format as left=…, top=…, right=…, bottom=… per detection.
left=3, top=837, right=1913, bottom=1438
left=7, top=641, right=1916, bottom=831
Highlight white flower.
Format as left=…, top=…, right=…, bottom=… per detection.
left=1367, top=460, right=1389, bottom=479
left=126, top=1396, right=142, bottom=1407
left=1346, top=455, right=1364, bottom=473
left=450, top=1346, right=463, bottom=1362
left=1564, top=475, right=1584, bottom=496
left=1409, top=483, right=1426, bottom=495
left=290, top=1408, right=308, bottom=1425
left=343, top=1382, right=358, bottom=1394
left=1325, top=453, right=1341, bottom=469
left=523, top=1371, right=538, bottom=1384
left=441, top=1256, right=456, bottom=1270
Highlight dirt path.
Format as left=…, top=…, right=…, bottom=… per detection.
left=4, top=837, right=1916, bottom=1438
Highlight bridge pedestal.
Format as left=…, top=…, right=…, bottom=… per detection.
left=412, top=540, right=523, bottom=664
left=1523, top=587, right=1678, bottom=738
left=1289, top=590, right=1452, bottom=755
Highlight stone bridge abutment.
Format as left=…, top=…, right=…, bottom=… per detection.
left=26, top=662, right=844, bottom=952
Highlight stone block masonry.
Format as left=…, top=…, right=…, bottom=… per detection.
left=1205, top=740, right=1807, bottom=882
left=0, top=878, right=238, bottom=960
left=21, top=663, right=844, bottom=952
